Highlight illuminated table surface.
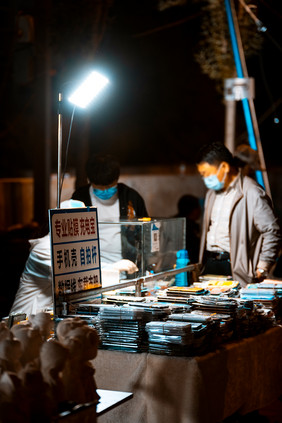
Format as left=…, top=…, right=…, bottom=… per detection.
left=94, top=327, right=282, bottom=423
left=53, top=389, right=133, bottom=422
left=96, top=389, right=133, bottom=416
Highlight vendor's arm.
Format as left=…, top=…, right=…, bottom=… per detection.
left=253, top=189, right=282, bottom=274
left=101, top=259, right=138, bottom=275
left=111, top=259, right=138, bottom=274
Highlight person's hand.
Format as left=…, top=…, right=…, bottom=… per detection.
left=255, top=268, right=268, bottom=282
left=112, top=259, right=139, bottom=274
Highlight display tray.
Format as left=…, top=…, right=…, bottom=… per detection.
left=51, top=389, right=133, bottom=422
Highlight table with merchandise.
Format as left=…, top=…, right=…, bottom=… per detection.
left=90, top=279, right=282, bottom=423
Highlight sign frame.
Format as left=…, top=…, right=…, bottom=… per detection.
left=49, top=206, right=101, bottom=316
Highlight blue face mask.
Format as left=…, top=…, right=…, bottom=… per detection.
left=203, top=164, right=226, bottom=191
left=93, top=185, right=118, bottom=200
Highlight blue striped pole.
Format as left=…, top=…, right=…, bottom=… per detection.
left=224, top=0, right=265, bottom=188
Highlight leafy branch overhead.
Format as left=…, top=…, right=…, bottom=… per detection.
left=195, top=0, right=263, bottom=91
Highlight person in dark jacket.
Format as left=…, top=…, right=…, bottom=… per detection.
left=72, top=154, right=149, bottom=278
left=72, top=153, right=148, bottom=218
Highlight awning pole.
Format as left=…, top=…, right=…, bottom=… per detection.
left=224, top=0, right=272, bottom=198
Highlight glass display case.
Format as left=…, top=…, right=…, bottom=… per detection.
left=52, top=216, right=199, bottom=316
left=99, top=217, right=186, bottom=283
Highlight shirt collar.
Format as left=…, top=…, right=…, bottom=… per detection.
left=224, top=172, right=240, bottom=194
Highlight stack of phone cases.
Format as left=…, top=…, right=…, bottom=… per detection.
left=97, top=304, right=170, bottom=353
left=146, top=320, right=193, bottom=356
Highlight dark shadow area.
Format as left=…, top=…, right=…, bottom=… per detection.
left=0, top=224, right=40, bottom=318
left=222, top=399, right=282, bottom=423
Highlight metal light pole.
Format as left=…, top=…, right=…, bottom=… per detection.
left=56, top=71, right=109, bottom=209
left=57, top=92, right=63, bottom=208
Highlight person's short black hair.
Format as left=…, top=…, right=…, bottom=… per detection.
left=196, top=142, right=235, bottom=166
left=86, top=154, right=120, bottom=186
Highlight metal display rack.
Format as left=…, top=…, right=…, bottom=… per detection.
left=63, top=263, right=200, bottom=306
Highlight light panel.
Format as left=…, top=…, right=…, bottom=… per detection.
left=68, top=71, right=109, bottom=108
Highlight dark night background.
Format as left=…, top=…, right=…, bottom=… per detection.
left=0, top=0, right=282, bottom=221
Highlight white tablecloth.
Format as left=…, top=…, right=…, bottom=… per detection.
left=93, top=327, right=282, bottom=423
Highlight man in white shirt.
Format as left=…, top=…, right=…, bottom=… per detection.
left=196, top=142, right=281, bottom=286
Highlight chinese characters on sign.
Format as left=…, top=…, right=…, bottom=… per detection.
left=49, top=207, right=101, bottom=301
left=54, top=214, right=97, bottom=239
